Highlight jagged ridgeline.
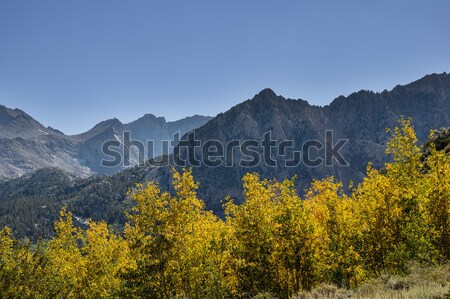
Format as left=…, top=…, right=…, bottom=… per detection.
left=1, top=73, right=450, bottom=240
left=0, top=106, right=212, bottom=179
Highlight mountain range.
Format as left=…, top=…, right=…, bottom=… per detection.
left=1, top=72, right=450, bottom=238
left=0, top=106, right=212, bottom=179
left=149, top=72, right=450, bottom=211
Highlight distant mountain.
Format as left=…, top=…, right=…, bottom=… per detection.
left=73, top=114, right=213, bottom=175
left=0, top=105, right=60, bottom=139
left=0, top=105, right=92, bottom=180
left=0, top=106, right=212, bottom=179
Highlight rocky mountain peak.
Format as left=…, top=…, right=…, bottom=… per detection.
left=393, top=72, right=450, bottom=94
left=126, top=113, right=167, bottom=129
left=0, top=105, right=52, bottom=139
left=253, top=88, right=284, bottom=105
left=0, top=105, right=28, bottom=122
left=92, top=117, right=123, bottom=131
left=257, top=88, right=278, bottom=98
left=0, top=105, right=15, bottom=125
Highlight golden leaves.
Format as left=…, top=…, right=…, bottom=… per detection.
left=0, top=118, right=449, bottom=298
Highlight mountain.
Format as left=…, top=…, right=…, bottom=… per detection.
left=73, top=114, right=213, bottom=175
left=0, top=106, right=212, bottom=180
left=0, top=105, right=62, bottom=139
left=1, top=72, right=450, bottom=239
left=0, top=105, right=93, bottom=180
left=168, top=73, right=450, bottom=211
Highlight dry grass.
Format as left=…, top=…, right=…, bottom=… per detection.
left=353, top=262, right=449, bottom=299
left=258, top=263, right=450, bottom=299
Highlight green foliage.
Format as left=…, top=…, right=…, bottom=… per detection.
left=0, top=167, right=147, bottom=240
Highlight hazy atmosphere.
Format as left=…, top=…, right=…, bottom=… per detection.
left=1, top=0, right=449, bottom=134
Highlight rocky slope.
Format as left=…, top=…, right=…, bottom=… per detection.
left=0, top=105, right=212, bottom=179
left=0, top=105, right=92, bottom=180
left=1, top=72, right=450, bottom=239
left=73, top=114, right=213, bottom=175
left=170, top=73, right=450, bottom=211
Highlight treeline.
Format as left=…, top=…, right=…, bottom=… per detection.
left=0, top=118, right=449, bottom=298
left=0, top=166, right=145, bottom=240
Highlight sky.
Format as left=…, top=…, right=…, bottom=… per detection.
left=0, top=1, right=449, bottom=135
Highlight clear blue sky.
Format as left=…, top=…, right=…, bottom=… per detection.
left=1, top=1, right=449, bottom=135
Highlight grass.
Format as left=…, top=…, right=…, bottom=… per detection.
left=259, top=263, right=450, bottom=299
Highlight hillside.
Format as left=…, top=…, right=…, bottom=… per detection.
left=1, top=73, right=449, bottom=239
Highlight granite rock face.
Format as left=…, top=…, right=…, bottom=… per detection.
left=0, top=105, right=212, bottom=179
left=170, top=73, right=450, bottom=210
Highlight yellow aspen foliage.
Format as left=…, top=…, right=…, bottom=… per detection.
left=386, top=117, right=422, bottom=172
left=384, top=118, right=435, bottom=263
left=422, top=144, right=450, bottom=260
left=225, top=173, right=319, bottom=297
left=224, top=173, right=280, bottom=295
left=0, top=117, right=449, bottom=298
left=0, top=227, right=15, bottom=295
left=39, top=208, right=133, bottom=298
left=80, top=220, right=135, bottom=298
left=270, top=178, right=317, bottom=295
left=39, top=208, right=87, bottom=298
left=124, top=168, right=236, bottom=299
left=304, top=178, right=365, bottom=288
left=0, top=227, right=38, bottom=298
left=353, top=165, right=406, bottom=275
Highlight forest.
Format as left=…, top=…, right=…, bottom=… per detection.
left=0, top=118, right=449, bottom=299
